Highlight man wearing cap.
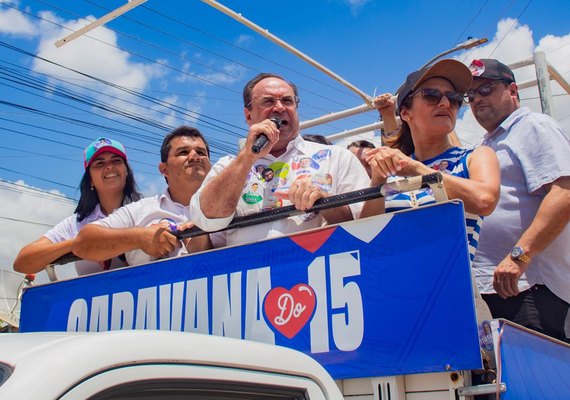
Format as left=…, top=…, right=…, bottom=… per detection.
left=467, top=58, right=570, bottom=342
left=74, top=126, right=212, bottom=266
left=189, top=72, right=369, bottom=248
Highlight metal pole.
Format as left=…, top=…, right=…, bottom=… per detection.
left=418, top=37, right=488, bottom=70
left=533, top=51, right=554, bottom=116
left=326, top=121, right=385, bottom=142
left=55, top=0, right=147, bottom=47
left=508, top=57, right=534, bottom=70
left=299, top=104, right=373, bottom=131
left=201, top=0, right=372, bottom=105
left=299, top=95, right=398, bottom=131
left=547, top=64, right=570, bottom=95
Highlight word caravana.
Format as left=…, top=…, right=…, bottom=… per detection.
left=67, top=250, right=365, bottom=353
left=67, top=266, right=277, bottom=344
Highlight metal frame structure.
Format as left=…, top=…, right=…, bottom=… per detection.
left=53, top=2, right=568, bottom=142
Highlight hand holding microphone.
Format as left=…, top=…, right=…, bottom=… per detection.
left=251, top=117, right=282, bottom=154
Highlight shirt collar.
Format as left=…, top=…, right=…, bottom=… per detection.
left=159, top=188, right=178, bottom=206
left=92, top=203, right=106, bottom=218
left=263, top=134, right=305, bottom=160
left=484, top=107, right=529, bottom=140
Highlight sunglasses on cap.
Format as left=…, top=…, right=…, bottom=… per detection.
left=410, top=88, right=464, bottom=109
left=464, top=80, right=509, bottom=103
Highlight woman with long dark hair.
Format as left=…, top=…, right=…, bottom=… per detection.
left=14, top=137, right=142, bottom=276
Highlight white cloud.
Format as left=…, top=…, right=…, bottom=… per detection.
left=0, top=179, right=77, bottom=283
left=3, top=6, right=174, bottom=129
left=235, top=34, right=252, bottom=47
left=33, top=11, right=164, bottom=90
left=183, top=62, right=246, bottom=86
left=454, top=19, right=570, bottom=146
left=343, top=0, right=371, bottom=15
left=0, top=1, right=37, bottom=37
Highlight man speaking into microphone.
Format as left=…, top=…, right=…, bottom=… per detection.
left=190, top=73, right=370, bottom=247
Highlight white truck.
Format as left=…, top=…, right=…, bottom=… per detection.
left=0, top=330, right=343, bottom=399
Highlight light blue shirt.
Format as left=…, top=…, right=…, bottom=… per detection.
left=473, top=107, right=570, bottom=302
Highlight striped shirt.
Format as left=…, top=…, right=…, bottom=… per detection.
left=386, top=147, right=483, bottom=262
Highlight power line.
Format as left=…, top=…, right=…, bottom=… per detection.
left=83, top=0, right=360, bottom=110
left=453, top=0, right=490, bottom=49
left=0, top=179, right=78, bottom=203
left=0, top=43, right=242, bottom=157
left=489, top=0, right=533, bottom=58
left=0, top=166, right=76, bottom=189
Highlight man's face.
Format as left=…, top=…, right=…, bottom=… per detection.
left=300, top=158, right=311, bottom=169
left=349, top=146, right=372, bottom=176
left=263, top=170, right=274, bottom=182
left=244, top=77, right=300, bottom=152
left=468, top=78, right=518, bottom=132
left=159, top=136, right=211, bottom=189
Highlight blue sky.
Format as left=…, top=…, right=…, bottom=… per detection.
left=0, top=0, right=568, bottom=278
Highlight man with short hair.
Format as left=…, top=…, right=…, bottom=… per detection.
left=74, top=126, right=212, bottom=266
left=467, top=58, right=570, bottom=341
left=190, top=72, right=369, bottom=247
left=347, top=140, right=376, bottom=177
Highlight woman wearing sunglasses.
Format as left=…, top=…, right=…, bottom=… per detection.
left=14, top=137, right=142, bottom=276
left=361, top=59, right=500, bottom=263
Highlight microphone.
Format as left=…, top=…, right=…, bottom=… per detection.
left=251, top=117, right=282, bottom=154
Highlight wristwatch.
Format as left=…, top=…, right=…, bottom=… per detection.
left=510, top=246, right=531, bottom=264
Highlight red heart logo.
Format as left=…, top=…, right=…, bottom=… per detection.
left=263, top=284, right=316, bottom=339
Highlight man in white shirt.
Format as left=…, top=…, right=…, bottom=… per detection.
left=190, top=73, right=370, bottom=247
left=74, top=126, right=212, bottom=266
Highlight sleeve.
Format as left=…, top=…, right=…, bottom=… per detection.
left=43, top=214, right=78, bottom=243
left=333, top=148, right=371, bottom=219
left=515, top=115, right=570, bottom=194
left=189, top=156, right=236, bottom=232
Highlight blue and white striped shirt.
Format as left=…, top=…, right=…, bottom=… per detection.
left=386, top=147, right=483, bottom=262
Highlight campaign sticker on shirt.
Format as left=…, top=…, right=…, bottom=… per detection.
left=158, top=218, right=178, bottom=232
left=242, top=182, right=263, bottom=204
left=267, top=161, right=290, bottom=179
left=478, top=320, right=494, bottom=351
left=291, top=156, right=320, bottom=173
left=312, top=173, right=333, bottom=192
left=254, top=163, right=267, bottom=176
left=312, top=148, right=332, bottom=162
left=435, top=160, right=451, bottom=174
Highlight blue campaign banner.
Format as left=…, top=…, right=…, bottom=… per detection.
left=20, top=201, right=481, bottom=379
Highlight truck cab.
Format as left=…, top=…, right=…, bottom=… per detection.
left=0, top=330, right=343, bottom=399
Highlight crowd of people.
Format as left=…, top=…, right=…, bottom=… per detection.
left=13, top=58, right=569, bottom=343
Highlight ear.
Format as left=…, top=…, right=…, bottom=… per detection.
left=509, top=82, right=519, bottom=97
left=400, top=107, right=411, bottom=122
left=158, top=162, right=168, bottom=178
left=244, top=107, right=253, bottom=126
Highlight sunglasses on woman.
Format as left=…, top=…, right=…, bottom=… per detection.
left=464, top=80, right=509, bottom=103
left=412, top=88, right=464, bottom=109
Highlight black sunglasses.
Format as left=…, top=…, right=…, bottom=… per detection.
left=464, top=80, right=509, bottom=103
left=411, top=88, right=464, bottom=108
